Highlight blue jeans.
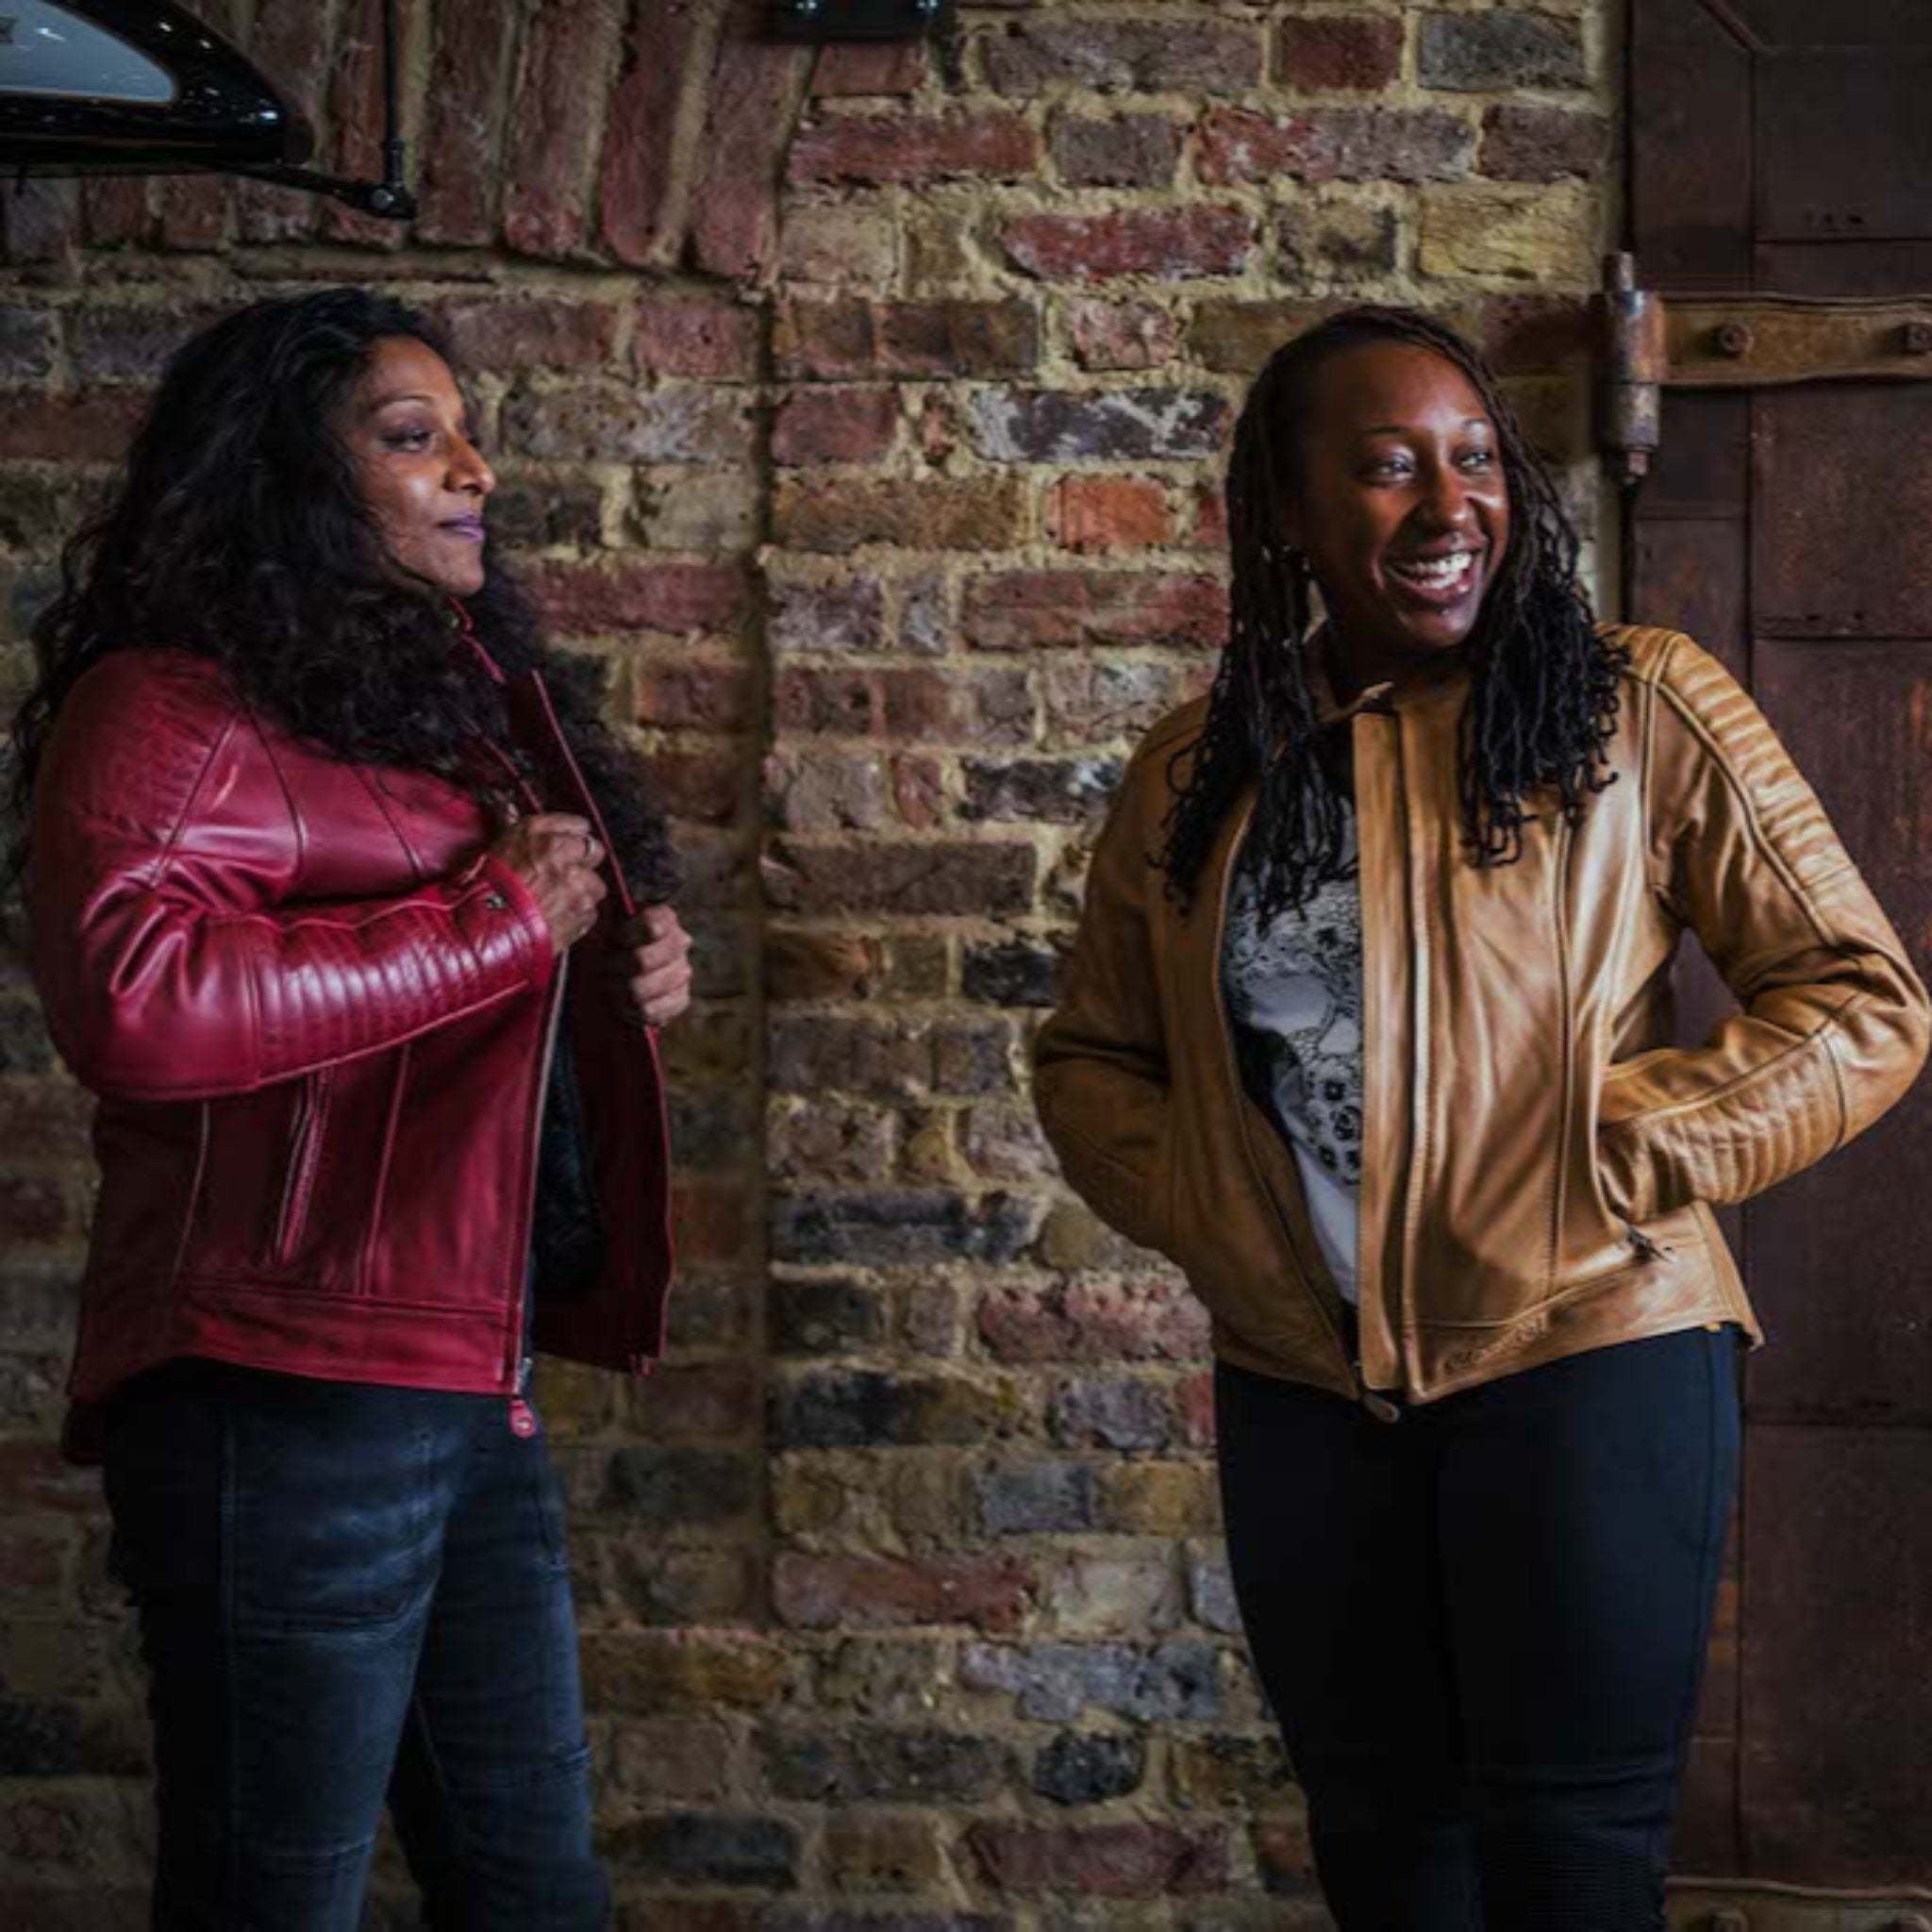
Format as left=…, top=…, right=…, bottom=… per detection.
left=102, top=1361, right=610, bottom=1931
left=1215, top=1326, right=1742, bottom=1931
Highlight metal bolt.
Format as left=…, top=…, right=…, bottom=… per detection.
left=792, top=0, right=822, bottom=12
left=1900, top=321, right=1932, bottom=355
left=1714, top=323, right=1754, bottom=359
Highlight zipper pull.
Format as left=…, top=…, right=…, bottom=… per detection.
left=508, top=1355, right=538, bottom=1437
left=1623, top=1220, right=1674, bottom=1263
left=1355, top=1359, right=1402, bottom=1424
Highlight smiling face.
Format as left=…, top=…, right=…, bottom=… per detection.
left=1283, top=340, right=1510, bottom=694
left=338, top=335, right=495, bottom=598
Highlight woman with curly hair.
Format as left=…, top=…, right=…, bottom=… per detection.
left=1035, top=308, right=1927, bottom=1927
left=10, top=288, right=694, bottom=1928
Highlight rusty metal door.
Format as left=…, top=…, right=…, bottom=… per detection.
left=1615, top=3, right=1932, bottom=1924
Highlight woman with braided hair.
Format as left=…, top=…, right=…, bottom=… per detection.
left=1035, top=308, right=1927, bottom=1927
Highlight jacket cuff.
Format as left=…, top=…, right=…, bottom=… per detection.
left=476, top=853, right=556, bottom=991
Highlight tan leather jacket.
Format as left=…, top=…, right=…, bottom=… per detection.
left=1034, top=626, right=1929, bottom=1409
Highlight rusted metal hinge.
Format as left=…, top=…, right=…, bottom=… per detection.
left=1595, top=249, right=1932, bottom=486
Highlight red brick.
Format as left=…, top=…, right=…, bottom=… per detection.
left=774, top=666, right=1031, bottom=746
left=775, top=299, right=1039, bottom=380
left=0, top=1533, right=63, bottom=1591
left=238, top=0, right=334, bottom=242
left=418, top=0, right=521, bottom=245
left=634, top=297, right=762, bottom=380
left=985, top=21, right=1261, bottom=96
left=763, top=841, right=1035, bottom=918
left=320, top=0, right=424, bottom=250
left=964, top=571, right=1226, bottom=651
left=967, top=389, right=1225, bottom=464
left=525, top=560, right=748, bottom=638
left=504, top=382, right=753, bottom=463
left=672, top=1176, right=757, bottom=1266
left=1252, top=1813, right=1323, bottom=1899
left=1064, top=299, right=1185, bottom=374
left=772, top=389, right=899, bottom=466
left=1197, top=106, right=1471, bottom=187
left=1050, top=114, right=1182, bottom=189
left=600, top=0, right=705, bottom=266
left=763, top=751, right=891, bottom=835
left=811, top=42, right=926, bottom=97
left=1003, top=208, right=1252, bottom=282
left=0, top=393, right=147, bottom=463
left=774, top=477, right=1026, bottom=554
left=1187, top=480, right=1230, bottom=551
left=1480, top=104, right=1607, bottom=183
left=768, top=575, right=886, bottom=653
left=791, top=112, right=1039, bottom=185
left=773, top=1553, right=1035, bottom=1633
left=978, top=1280, right=1210, bottom=1363
left=1276, top=14, right=1406, bottom=92
left=891, top=755, right=946, bottom=831
left=433, top=296, right=621, bottom=373
left=650, top=748, right=743, bottom=824
left=635, top=662, right=754, bottom=733
left=1050, top=477, right=1173, bottom=555
left=0, top=179, right=79, bottom=266
left=67, top=304, right=225, bottom=383
left=967, top=1821, right=1229, bottom=1898
left=1420, top=10, right=1587, bottom=92
left=505, top=0, right=624, bottom=259
left=1176, top=1369, right=1217, bottom=1450
left=0, top=1441, right=100, bottom=1512
left=637, top=1361, right=760, bottom=1440
left=82, top=176, right=152, bottom=249
left=1041, top=659, right=1203, bottom=748
left=689, top=15, right=813, bottom=279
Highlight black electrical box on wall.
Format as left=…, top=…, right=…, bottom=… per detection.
left=763, top=0, right=955, bottom=43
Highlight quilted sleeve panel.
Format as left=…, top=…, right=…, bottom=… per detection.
left=1596, top=635, right=1929, bottom=1219
left=29, top=652, right=554, bottom=1102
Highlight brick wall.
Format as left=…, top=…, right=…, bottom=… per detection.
left=0, top=2, right=1615, bottom=1923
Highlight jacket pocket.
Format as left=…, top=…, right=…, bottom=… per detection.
left=272, top=1068, right=333, bottom=1268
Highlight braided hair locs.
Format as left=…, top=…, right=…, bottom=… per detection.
left=1158, top=306, right=1627, bottom=924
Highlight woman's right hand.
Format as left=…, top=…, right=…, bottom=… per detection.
left=491, top=813, right=608, bottom=951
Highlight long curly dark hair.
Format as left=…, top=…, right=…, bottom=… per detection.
left=1161, top=305, right=1624, bottom=921
left=7, top=288, right=677, bottom=903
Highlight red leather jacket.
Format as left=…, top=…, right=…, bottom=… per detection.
left=30, top=641, right=674, bottom=1437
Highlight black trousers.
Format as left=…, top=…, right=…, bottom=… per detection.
left=1215, top=1326, right=1741, bottom=1932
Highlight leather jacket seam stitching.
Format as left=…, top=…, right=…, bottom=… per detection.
left=137, top=708, right=241, bottom=890
left=1655, top=673, right=1835, bottom=949
left=1598, top=994, right=1857, bottom=1136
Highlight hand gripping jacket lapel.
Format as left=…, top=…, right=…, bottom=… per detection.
left=1034, top=626, right=1930, bottom=1407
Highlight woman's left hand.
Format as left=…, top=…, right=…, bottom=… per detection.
left=617, top=904, right=694, bottom=1030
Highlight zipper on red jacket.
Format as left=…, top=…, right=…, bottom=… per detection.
left=507, top=951, right=570, bottom=1433
left=1214, top=806, right=1364, bottom=1408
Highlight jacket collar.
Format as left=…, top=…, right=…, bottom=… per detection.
left=1306, top=624, right=1470, bottom=728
